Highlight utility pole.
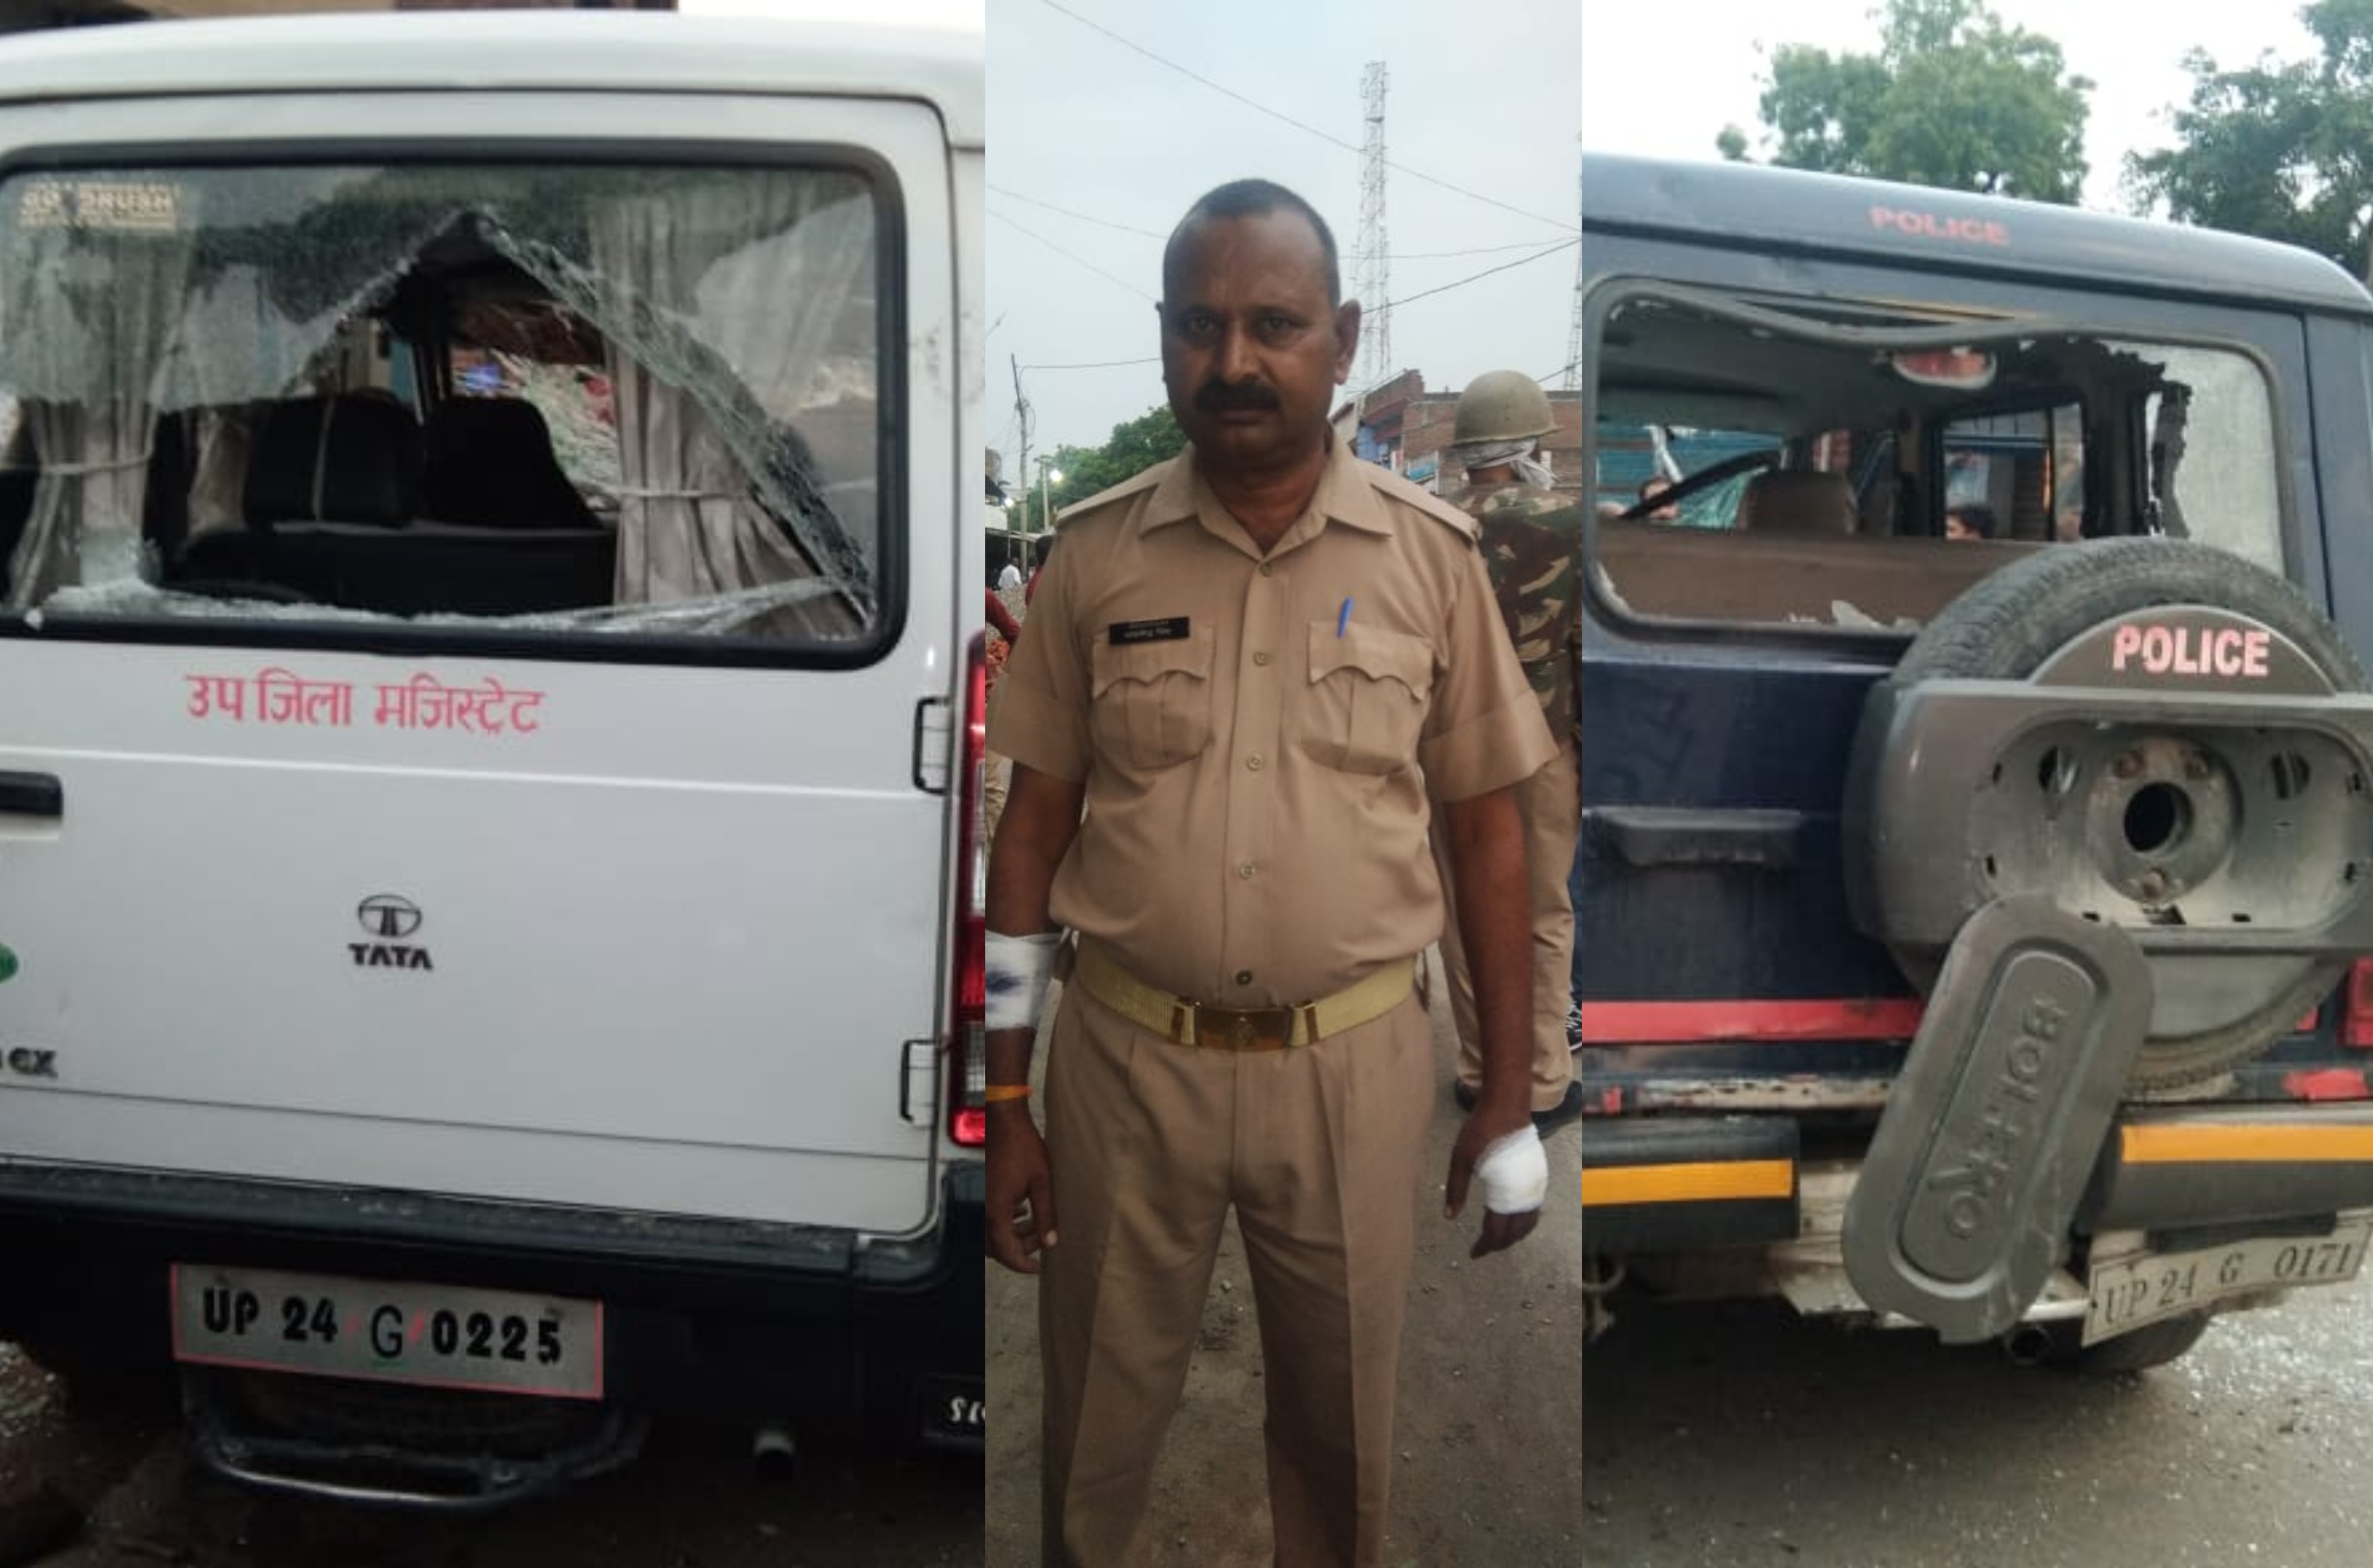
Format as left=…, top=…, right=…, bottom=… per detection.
left=1563, top=164, right=1586, bottom=393
left=1356, top=61, right=1391, bottom=389
left=1010, top=353, right=1032, bottom=571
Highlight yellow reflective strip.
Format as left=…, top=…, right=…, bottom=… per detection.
left=1581, top=1159, right=1795, bottom=1206
left=2122, top=1124, right=2373, bottom=1165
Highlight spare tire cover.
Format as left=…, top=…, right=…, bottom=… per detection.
left=1847, top=537, right=2373, bottom=1090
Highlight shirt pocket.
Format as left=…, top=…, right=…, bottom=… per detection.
left=1089, top=627, right=1217, bottom=771
left=1298, top=621, right=1436, bottom=776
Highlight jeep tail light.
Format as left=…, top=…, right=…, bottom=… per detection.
left=2345, top=959, right=2373, bottom=1048
left=949, top=631, right=988, bottom=1146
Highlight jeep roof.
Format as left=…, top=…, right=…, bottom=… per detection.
left=1583, top=152, right=2373, bottom=318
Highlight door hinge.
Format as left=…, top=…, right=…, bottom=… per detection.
left=912, top=697, right=954, bottom=795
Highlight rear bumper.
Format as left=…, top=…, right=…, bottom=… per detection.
left=1583, top=1104, right=2373, bottom=1255
left=0, top=1157, right=983, bottom=1455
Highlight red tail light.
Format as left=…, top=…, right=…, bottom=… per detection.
left=2345, top=959, right=2373, bottom=1048
left=949, top=631, right=988, bottom=1146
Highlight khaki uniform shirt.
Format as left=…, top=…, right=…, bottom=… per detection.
left=987, top=438, right=1556, bottom=1007
left=1466, top=484, right=1583, bottom=743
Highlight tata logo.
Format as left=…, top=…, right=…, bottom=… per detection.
left=351, top=894, right=433, bottom=972
left=358, top=895, right=423, bottom=939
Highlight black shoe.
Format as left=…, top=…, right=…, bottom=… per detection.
left=1531, top=1081, right=1585, bottom=1139
left=1453, top=1079, right=1479, bottom=1113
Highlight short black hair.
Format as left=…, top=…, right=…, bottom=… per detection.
left=1164, top=179, right=1341, bottom=308
left=1946, top=502, right=1999, bottom=539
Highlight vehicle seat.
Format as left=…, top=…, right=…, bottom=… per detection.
left=422, top=396, right=595, bottom=529
left=1738, top=470, right=1858, bottom=535
left=180, top=392, right=614, bottom=616
left=242, top=393, right=424, bottom=529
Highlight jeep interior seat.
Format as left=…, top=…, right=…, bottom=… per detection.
left=1595, top=518, right=2045, bottom=627
left=1738, top=469, right=1858, bottom=535
left=422, top=395, right=596, bottom=529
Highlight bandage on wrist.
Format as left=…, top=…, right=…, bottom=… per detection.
left=1475, top=1125, right=1549, bottom=1215
left=986, top=930, right=1064, bottom=1033
left=984, top=1084, right=1032, bottom=1103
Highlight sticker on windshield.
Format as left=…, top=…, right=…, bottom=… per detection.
left=17, top=178, right=181, bottom=233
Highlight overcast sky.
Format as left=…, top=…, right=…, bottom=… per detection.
left=1583, top=1, right=2318, bottom=212
left=988, top=0, right=1580, bottom=474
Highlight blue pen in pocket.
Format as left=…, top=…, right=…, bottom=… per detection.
left=1336, top=597, right=1354, bottom=638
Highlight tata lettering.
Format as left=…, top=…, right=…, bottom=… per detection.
left=2110, top=623, right=2273, bottom=678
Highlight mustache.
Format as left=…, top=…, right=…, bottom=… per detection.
left=1195, top=379, right=1280, bottom=414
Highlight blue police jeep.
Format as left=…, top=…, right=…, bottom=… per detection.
left=1578, top=153, right=2373, bottom=1368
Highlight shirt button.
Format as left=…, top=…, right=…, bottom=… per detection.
left=1235, top=969, right=1254, bottom=986
left=1258, top=562, right=1274, bottom=577
left=1246, top=753, right=1264, bottom=771
left=1237, top=861, right=1256, bottom=880
left=1253, top=651, right=1271, bottom=667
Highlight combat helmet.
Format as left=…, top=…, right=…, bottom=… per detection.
left=1452, top=369, right=1557, bottom=444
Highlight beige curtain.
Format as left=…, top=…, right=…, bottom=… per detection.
left=4, top=178, right=197, bottom=606
left=590, top=184, right=874, bottom=635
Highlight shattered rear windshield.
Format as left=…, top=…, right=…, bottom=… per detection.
left=0, top=162, right=888, bottom=646
left=1590, top=288, right=2284, bottom=635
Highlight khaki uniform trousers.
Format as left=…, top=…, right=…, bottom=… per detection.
left=1428, top=736, right=1580, bottom=1111
left=1038, top=980, right=1435, bottom=1568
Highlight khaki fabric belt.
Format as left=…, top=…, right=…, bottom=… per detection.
left=1072, top=939, right=1416, bottom=1052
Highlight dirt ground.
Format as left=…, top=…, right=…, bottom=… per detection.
left=1583, top=1276, right=2373, bottom=1567
left=984, top=957, right=1586, bottom=1567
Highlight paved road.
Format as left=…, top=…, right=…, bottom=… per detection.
left=0, top=1344, right=981, bottom=1568
left=987, top=962, right=1586, bottom=1567
left=1582, top=1275, right=2373, bottom=1567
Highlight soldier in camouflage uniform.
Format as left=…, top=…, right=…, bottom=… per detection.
left=1431, top=370, right=1586, bottom=1133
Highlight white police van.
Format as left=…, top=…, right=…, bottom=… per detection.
left=0, top=8, right=986, bottom=1502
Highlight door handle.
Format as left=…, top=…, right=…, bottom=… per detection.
left=0, top=772, right=62, bottom=817
left=1581, top=806, right=1810, bottom=869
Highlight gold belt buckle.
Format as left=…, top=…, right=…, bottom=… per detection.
left=1191, top=1004, right=1298, bottom=1052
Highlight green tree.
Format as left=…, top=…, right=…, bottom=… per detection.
left=1016, top=403, right=1186, bottom=535
left=1719, top=0, right=2092, bottom=203
left=2126, top=0, right=2373, bottom=278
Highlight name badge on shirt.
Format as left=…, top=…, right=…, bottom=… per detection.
left=1109, top=616, right=1190, bottom=646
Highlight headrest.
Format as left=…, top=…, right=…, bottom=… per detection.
left=422, top=395, right=594, bottom=528
left=244, top=394, right=422, bottom=528
left=1738, top=469, right=1858, bottom=536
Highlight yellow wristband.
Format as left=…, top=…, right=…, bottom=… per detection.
left=983, top=1084, right=1032, bottom=1103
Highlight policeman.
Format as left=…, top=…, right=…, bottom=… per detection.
left=981, top=178, right=1555, bottom=1568
left=1432, top=371, right=1586, bottom=1132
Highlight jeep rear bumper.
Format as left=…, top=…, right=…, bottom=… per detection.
left=1583, top=1104, right=2373, bottom=1257
left=0, top=1158, right=984, bottom=1457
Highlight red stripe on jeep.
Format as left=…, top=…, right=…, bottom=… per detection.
left=1577, top=999, right=1925, bottom=1043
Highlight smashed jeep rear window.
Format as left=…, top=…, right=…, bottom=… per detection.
left=1589, top=288, right=2283, bottom=634
left=0, top=163, right=886, bottom=644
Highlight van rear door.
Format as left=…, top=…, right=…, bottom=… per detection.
left=0, top=87, right=961, bottom=1236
